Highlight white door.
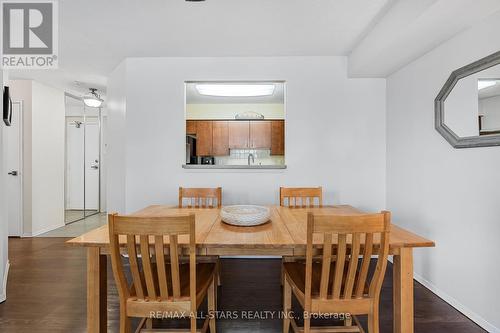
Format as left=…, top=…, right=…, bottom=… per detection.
left=85, top=121, right=100, bottom=211
left=6, top=102, right=23, bottom=237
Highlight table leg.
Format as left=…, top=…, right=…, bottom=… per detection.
left=87, top=247, right=107, bottom=333
left=393, top=248, right=414, bottom=333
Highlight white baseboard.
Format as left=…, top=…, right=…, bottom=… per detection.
left=0, top=260, right=10, bottom=303
left=387, top=257, right=499, bottom=333
left=31, top=223, right=65, bottom=237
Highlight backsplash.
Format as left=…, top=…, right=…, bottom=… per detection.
left=215, top=149, right=284, bottom=166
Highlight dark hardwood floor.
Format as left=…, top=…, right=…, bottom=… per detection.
left=0, top=238, right=486, bottom=333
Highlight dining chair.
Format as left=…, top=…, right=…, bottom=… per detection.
left=179, top=187, right=222, bottom=208
left=179, top=187, right=222, bottom=286
left=283, top=211, right=391, bottom=333
left=280, top=187, right=323, bottom=207
left=280, top=186, right=323, bottom=285
left=108, top=213, right=217, bottom=333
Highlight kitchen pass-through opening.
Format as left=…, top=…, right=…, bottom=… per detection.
left=184, top=81, right=285, bottom=169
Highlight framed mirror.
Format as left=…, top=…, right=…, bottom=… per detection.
left=435, top=50, right=500, bottom=148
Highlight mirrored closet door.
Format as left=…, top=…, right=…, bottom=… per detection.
left=64, top=94, right=101, bottom=224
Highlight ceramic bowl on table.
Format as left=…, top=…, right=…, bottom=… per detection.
left=220, top=205, right=271, bottom=226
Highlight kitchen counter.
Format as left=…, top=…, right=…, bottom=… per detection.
left=182, top=164, right=287, bottom=169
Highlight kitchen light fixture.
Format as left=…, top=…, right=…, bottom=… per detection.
left=195, top=84, right=275, bottom=97
left=478, top=80, right=497, bottom=90
left=83, top=88, right=103, bottom=108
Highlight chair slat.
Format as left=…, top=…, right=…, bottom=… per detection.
left=332, top=233, right=347, bottom=299
left=154, top=235, right=169, bottom=300
left=127, top=235, right=145, bottom=299
left=355, top=233, right=373, bottom=298
left=279, top=187, right=323, bottom=208
left=169, top=234, right=181, bottom=299
left=343, top=233, right=361, bottom=299
left=319, top=233, right=332, bottom=299
left=179, top=187, right=222, bottom=208
left=140, top=235, right=157, bottom=300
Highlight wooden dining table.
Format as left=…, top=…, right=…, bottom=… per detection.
left=67, top=205, right=435, bottom=333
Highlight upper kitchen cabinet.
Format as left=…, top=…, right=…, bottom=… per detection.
left=250, top=121, right=271, bottom=148
left=196, top=121, right=213, bottom=156
left=186, top=120, right=197, bottom=135
left=271, top=120, right=284, bottom=155
left=213, top=121, right=229, bottom=155
left=229, top=121, right=250, bottom=149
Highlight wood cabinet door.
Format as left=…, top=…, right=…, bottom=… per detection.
left=196, top=121, right=213, bottom=156
left=271, top=120, right=285, bottom=155
left=186, top=120, right=197, bottom=135
left=228, top=121, right=250, bottom=149
left=212, top=121, right=229, bottom=156
left=250, top=121, right=271, bottom=149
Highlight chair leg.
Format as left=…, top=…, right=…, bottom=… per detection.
left=368, top=303, right=379, bottom=333
left=281, top=258, right=284, bottom=286
left=120, top=301, right=131, bottom=333
left=303, top=315, right=311, bottom=333
left=217, top=258, right=222, bottom=286
left=190, top=315, right=197, bottom=333
left=283, top=278, right=291, bottom=333
left=208, top=277, right=217, bottom=333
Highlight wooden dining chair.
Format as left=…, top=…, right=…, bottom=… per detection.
left=179, top=187, right=222, bottom=286
left=283, top=211, right=391, bottom=333
left=280, top=186, right=323, bottom=285
left=280, top=187, right=323, bottom=208
left=109, top=213, right=217, bottom=333
left=179, top=187, right=222, bottom=208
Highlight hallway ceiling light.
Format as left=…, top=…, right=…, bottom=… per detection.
left=83, top=88, right=103, bottom=108
left=478, top=80, right=497, bottom=90
left=195, top=84, right=275, bottom=97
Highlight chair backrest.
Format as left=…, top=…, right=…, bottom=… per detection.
left=280, top=187, right=323, bottom=207
left=178, top=187, right=222, bottom=208
left=108, top=213, right=196, bottom=306
left=305, top=211, right=391, bottom=302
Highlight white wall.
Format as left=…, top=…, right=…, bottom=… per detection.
left=386, top=10, right=500, bottom=332
left=0, top=70, right=9, bottom=302
left=8, top=80, right=65, bottom=236
left=106, top=56, right=386, bottom=214
left=479, top=95, right=500, bottom=130
left=186, top=104, right=284, bottom=120
left=106, top=62, right=127, bottom=213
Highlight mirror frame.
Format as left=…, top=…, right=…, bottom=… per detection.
left=435, top=50, right=500, bottom=148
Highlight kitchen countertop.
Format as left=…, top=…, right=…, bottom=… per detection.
left=182, top=164, right=287, bottom=169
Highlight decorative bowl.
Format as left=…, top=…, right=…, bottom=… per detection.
left=221, top=205, right=271, bottom=227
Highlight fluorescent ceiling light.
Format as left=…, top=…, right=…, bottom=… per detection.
left=196, top=84, right=275, bottom=97
left=478, top=80, right=497, bottom=90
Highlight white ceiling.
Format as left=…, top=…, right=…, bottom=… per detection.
left=479, top=80, right=500, bottom=99
left=8, top=0, right=500, bottom=96
left=8, top=0, right=391, bottom=96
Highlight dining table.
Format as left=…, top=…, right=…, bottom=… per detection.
left=67, top=204, right=435, bottom=333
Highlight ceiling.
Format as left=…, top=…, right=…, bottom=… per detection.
left=479, top=80, right=500, bottom=99
left=186, top=82, right=284, bottom=104
left=8, top=0, right=500, bottom=97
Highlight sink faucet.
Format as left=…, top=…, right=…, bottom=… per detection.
left=248, top=153, right=255, bottom=166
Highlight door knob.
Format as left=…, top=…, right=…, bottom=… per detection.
left=90, top=165, right=99, bottom=170
left=8, top=171, right=18, bottom=176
